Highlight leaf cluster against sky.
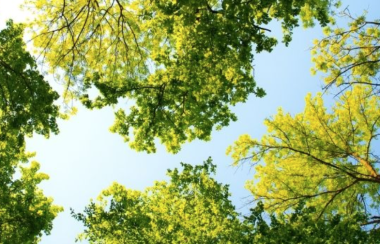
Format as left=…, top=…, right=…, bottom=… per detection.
left=0, top=1, right=376, bottom=243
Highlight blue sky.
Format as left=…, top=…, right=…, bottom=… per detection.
left=1, top=1, right=379, bottom=243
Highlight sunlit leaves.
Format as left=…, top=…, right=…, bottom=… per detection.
left=73, top=159, right=378, bottom=243
left=244, top=201, right=380, bottom=244
left=0, top=20, right=59, bottom=140
left=72, top=159, right=244, bottom=243
left=27, top=0, right=335, bottom=153
left=311, top=12, right=380, bottom=91
left=0, top=135, right=63, bottom=243
left=228, top=86, right=380, bottom=217
left=0, top=20, right=62, bottom=243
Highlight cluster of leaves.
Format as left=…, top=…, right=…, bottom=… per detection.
left=311, top=11, right=380, bottom=91
left=244, top=201, right=380, bottom=243
left=228, top=85, right=380, bottom=217
left=26, top=0, right=337, bottom=153
left=72, top=159, right=244, bottom=243
left=74, top=159, right=379, bottom=243
left=0, top=137, right=63, bottom=243
left=228, top=11, right=380, bottom=233
left=0, top=20, right=59, bottom=140
left=5, top=0, right=380, bottom=242
left=0, top=21, right=62, bottom=242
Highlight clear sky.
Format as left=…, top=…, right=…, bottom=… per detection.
left=1, top=1, right=379, bottom=243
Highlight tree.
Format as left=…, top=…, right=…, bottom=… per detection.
left=0, top=21, right=63, bottom=243
left=0, top=114, right=63, bottom=243
left=0, top=20, right=59, bottom=141
left=73, top=159, right=379, bottom=243
left=243, top=201, right=380, bottom=244
left=0, top=137, right=63, bottom=243
left=25, top=0, right=337, bottom=153
left=228, top=11, right=380, bottom=225
left=228, top=84, right=380, bottom=223
left=311, top=11, right=380, bottom=93
left=72, top=159, right=246, bottom=243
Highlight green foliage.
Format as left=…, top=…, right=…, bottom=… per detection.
left=73, top=159, right=378, bottom=243
left=311, top=11, right=380, bottom=91
left=228, top=85, right=380, bottom=218
left=0, top=135, right=63, bottom=244
left=228, top=7, right=380, bottom=220
left=26, top=0, right=336, bottom=153
left=229, top=14, right=380, bottom=225
left=244, top=202, right=380, bottom=244
left=0, top=21, right=62, bottom=243
left=72, top=158, right=245, bottom=243
left=0, top=20, right=59, bottom=140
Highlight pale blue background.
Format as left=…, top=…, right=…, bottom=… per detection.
left=0, top=1, right=379, bottom=243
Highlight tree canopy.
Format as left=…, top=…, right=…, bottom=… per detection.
left=311, top=11, right=380, bottom=92
left=0, top=20, right=62, bottom=242
left=25, top=0, right=337, bottom=153
left=229, top=85, right=380, bottom=219
left=0, top=138, right=63, bottom=244
left=3, top=1, right=380, bottom=242
left=244, top=201, right=380, bottom=243
left=0, top=20, right=59, bottom=141
left=229, top=12, right=380, bottom=226
left=73, top=159, right=379, bottom=243
left=72, top=159, right=245, bottom=243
